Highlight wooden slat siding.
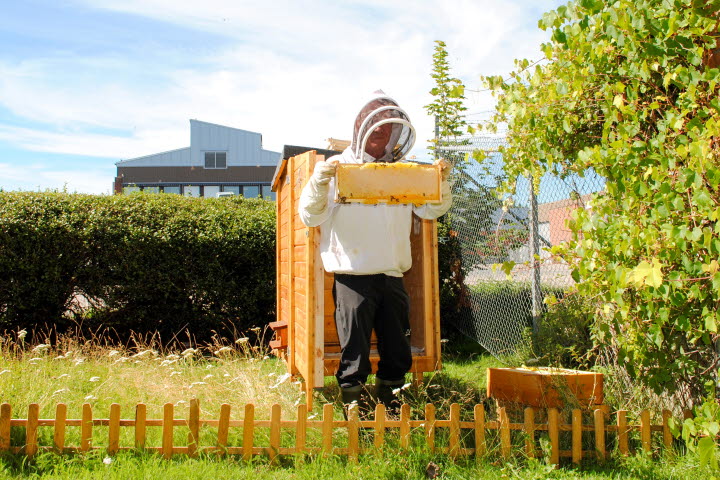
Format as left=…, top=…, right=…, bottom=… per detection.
left=288, top=155, right=297, bottom=380
left=498, top=406, right=511, bottom=460
left=188, top=398, right=200, bottom=457
left=348, top=404, right=359, bottom=463
left=275, top=164, right=284, bottom=361
left=108, top=403, right=121, bottom=454
left=81, top=403, right=92, bottom=452
left=424, top=404, right=435, bottom=453
left=322, top=404, right=333, bottom=456
left=548, top=408, right=560, bottom=466
left=0, top=404, right=11, bottom=451
left=296, top=153, right=313, bottom=406
left=242, top=403, right=254, bottom=462
left=295, top=404, right=307, bottom=457
left=449, top=403, right=460, bottom=457
left=474, top=404, right=485, bottom=458
left=640, top=410, right=651, bottom=453
left=524, top=407, right=536, bottom=458
left=662, top=409, right=672, bottom=449
left=375, top=404, right=387, bottom=450
left=162, top=403, right=173, bottom=459
left=312, top=196, right=325, bottom=391
left=572, top=409, right=582, bottom=464
left=617, top=410, right=629, bottom=455
left=26, top=404, right=39, bottom=457
left=400, top=404, right=411, bottom=450
left=216, top=404, right=231, bottom=455
left=268, top=404, right=281, bottom=464
left=594, top=408, right=605, bottom=462
left=54, top=403, right=67, bottom=453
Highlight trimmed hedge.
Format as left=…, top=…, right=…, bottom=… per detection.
left=0, top=192, right=275, bottom=342
left=1, top=192, right=461, bottom=344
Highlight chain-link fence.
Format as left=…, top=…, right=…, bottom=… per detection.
left=437, top=135, right=605, bottom=361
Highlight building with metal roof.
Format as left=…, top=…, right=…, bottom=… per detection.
left=114, top=119, right=281, bottom=199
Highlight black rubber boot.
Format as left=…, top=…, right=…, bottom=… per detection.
left=341, top=385, right=373, bottom=420
left=375, top=378, right=405, bottom=417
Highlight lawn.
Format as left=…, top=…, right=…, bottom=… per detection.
left=0, top=332, right=713, bottom=479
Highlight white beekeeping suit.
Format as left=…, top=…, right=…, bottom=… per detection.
left=297, top=89, right=452, bottom=415
left=299, top=90, right=452, bottom=277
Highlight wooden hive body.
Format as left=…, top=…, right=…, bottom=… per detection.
left=271, top=151, right=442, bottom=407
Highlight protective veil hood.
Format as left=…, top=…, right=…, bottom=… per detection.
left=351, top=90, right=416, bottom=163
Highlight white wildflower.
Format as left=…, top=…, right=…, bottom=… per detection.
left=249, top=327, right=261, bottom=333
left=114, top=357, right=129, bottom=364
left=235, top=337, right=249, bottom=344
left=89, top=377, right=101, bottom=382
left=170, top=371, right=182, bottom=376
left=181, top=348, right=198, bottom=358
left=189, top=382, right=207, bottom=388
left=32, top=344, right=50, bottom=353
left=203, top=374, right=214, bottom=380
left=56, top=374, right=69, bottom=380
left=17, top=329, right=27, bottom=341
left=28, top=357, right=43, bottom=364
left=108, top=350, right=120, bottom=357
left=205, top=364, right=214, bottom=369
left=133, top=349, right=157, bottom=359
left=214, top=346, right=233, bottom=355
left=85, top=395, right=97, bottom=401
left=223, top=373, right=230, bottom=377
left=0, top=370, right=10, bottom=376
left=53, top=388, right=69, bottom=396
left=269, top=372, right=292, bottom=389
left=74, top=358, right=85, bottom=366
left=160, top=359, right=177, bottom=367
left=103, top=457, right=112, bottom=465
left=165, top=354, right=180, bottom=360
left=440, top=338, right=449, bottom=344
left=392, top=383, right=412, bottom=395
left=263, top=355, right=270, bottom=360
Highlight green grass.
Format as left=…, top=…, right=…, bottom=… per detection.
left=0, top=333, right=714, bottom=479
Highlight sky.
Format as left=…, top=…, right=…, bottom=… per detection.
left=0, top=0, right=566, bottom=195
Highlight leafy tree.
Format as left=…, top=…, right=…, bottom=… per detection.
left=485, top=0, right=720, bottom=461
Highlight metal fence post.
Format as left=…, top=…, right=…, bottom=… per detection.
left=529, top=176, right=542, bottom=334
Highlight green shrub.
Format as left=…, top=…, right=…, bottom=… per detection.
left=534, top=289, right=597, bottom=369
left=0, top=192, right=275, bottom=342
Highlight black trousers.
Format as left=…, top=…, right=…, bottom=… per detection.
left=332, top=273, right=412, bottom=389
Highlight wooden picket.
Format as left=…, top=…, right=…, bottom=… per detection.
left=0, top=400, right=683, bottom=464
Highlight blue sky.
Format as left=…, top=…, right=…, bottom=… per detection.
left=0, top=0, right=566, bottom=194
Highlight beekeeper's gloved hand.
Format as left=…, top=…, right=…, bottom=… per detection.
left=435, top=158, right=452, bottom=181
left=304, top=160, right=337, bottom=215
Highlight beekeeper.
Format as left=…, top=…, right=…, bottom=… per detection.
left=298, top=90, right=452, bottom=412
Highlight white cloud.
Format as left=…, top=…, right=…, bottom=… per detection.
left=0, top=0, right=565, bottom=193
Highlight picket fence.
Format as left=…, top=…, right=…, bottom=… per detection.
left=0, top=400, right=683, bottom=464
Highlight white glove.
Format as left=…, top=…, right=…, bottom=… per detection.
left=434, top=158, right=452, bottom=181
left=303, top=160, right=337, bottom=215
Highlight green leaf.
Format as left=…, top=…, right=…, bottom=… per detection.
left=698, top=436, right=717, bottom=468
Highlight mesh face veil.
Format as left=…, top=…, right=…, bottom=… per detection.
left=352, top=92, right=416, bottom=163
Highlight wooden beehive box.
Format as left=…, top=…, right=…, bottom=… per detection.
left=335, top=162, right=442, bottom=204
left=271, top=150, right=442, bottom=407
left=487, top=367, right=604, bottom=409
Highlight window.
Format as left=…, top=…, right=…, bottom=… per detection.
left=261, top=185, right=275, bottom=200
left=203, top=186, right=220, bottom=198
left=222, top=186, right=240, bottom=195
left=163, top=186, right=181, bottom=194
left=184, top=185, right=200, bottom=197
left=143, top=186, right=160, bottom=193
left=204, top=152, right=227, bottom=169
left=243, top=185, right=259, bottom=198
